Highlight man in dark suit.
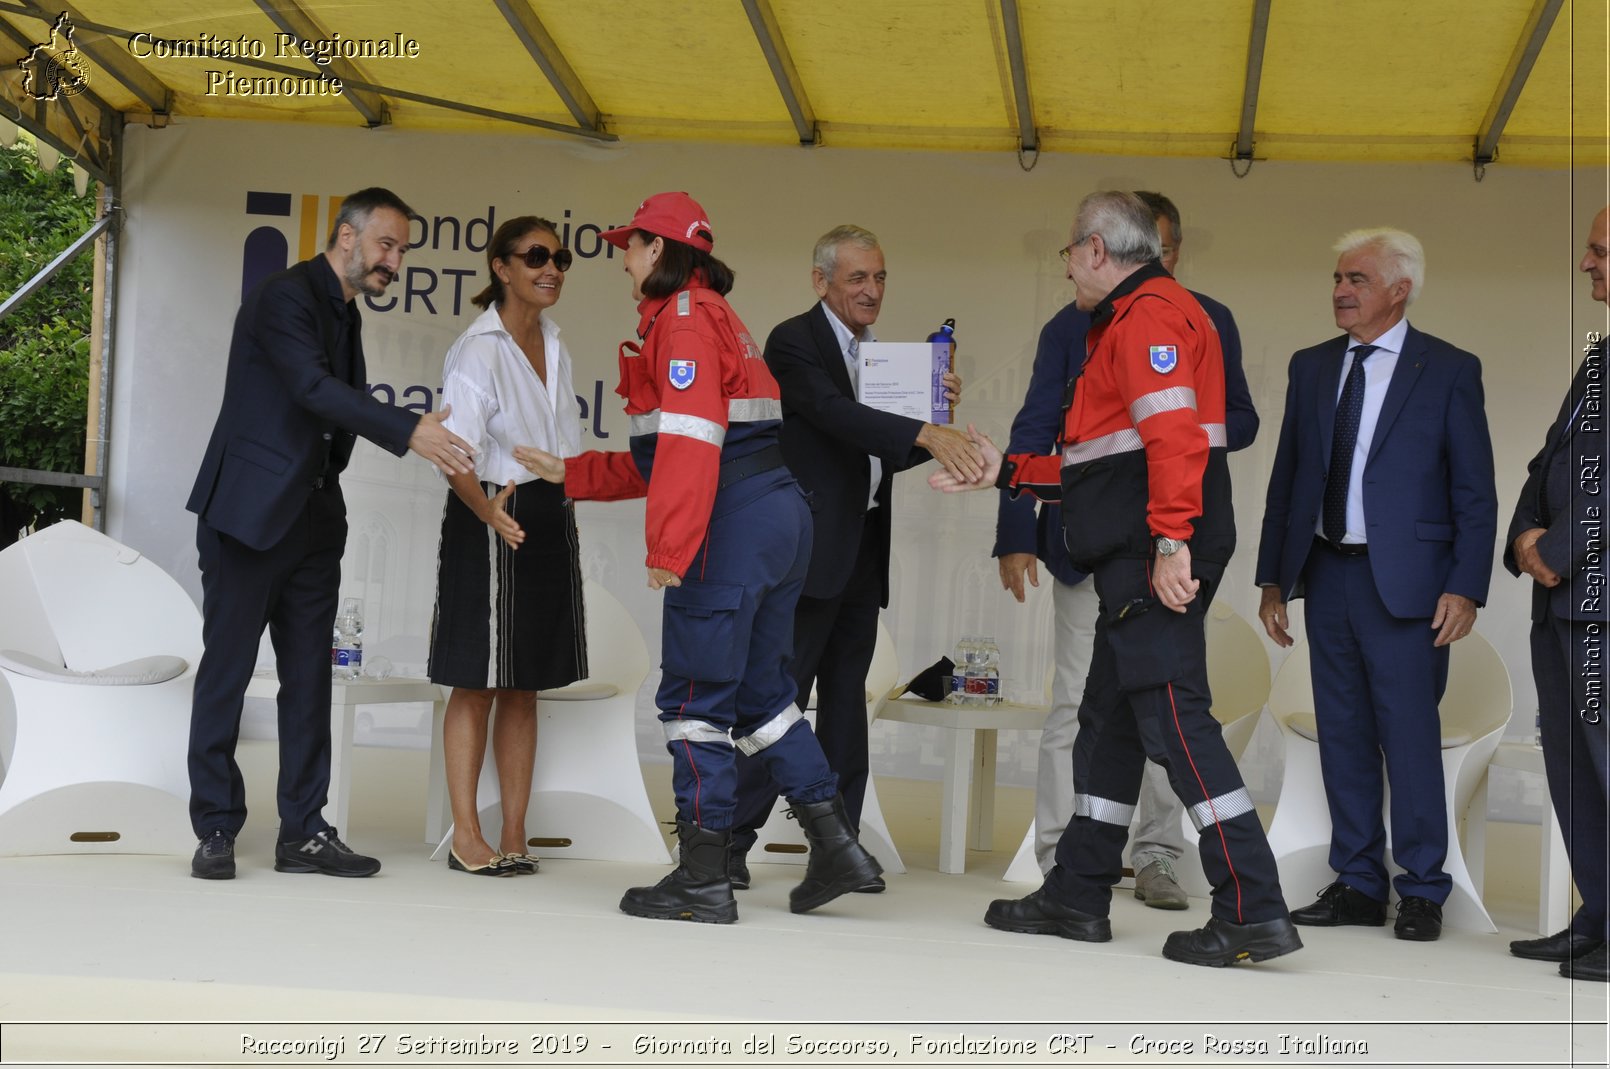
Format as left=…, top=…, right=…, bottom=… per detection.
left=1504, top=205, right=1610, bottom=982
left=1256, top=228, right=1497, bottom=941
left=187, top=187, right=474, bottom=880
left=728, top=225, right=980, bottom=887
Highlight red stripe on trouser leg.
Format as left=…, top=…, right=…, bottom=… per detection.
left=678, top=678, right=702, bottom=826
left=1165, top=678, right=1244, bottom=923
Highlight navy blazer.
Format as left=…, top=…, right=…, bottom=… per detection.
left=187, top=257, right=417, bottom=551
left=1504, top=340, right=1608, bottom=623
left=994, top=290, right=1259, bottom=586
left=1255, top=323, right=1498, bottom=618
left=764, top=302, right=931, bottom=605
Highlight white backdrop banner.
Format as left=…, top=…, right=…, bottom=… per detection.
left=108, top=118, right=1596, bottom=788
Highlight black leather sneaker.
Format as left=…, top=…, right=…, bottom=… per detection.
left=274, top=827, right=381, bottom=878
left=1290, top=882, right=1387, bottom=926
left=191, top=829, right=235, bottom=880
left=1561, top=943, right=1610, bottom=982
left=1393, top=896, right=1443, bottom=941
left=1163, top=915, right=1303, bottom=967
left=984, top=888, right=1111, bottom=942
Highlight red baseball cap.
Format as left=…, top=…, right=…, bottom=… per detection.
left=601, top=192, right=715, bottom=253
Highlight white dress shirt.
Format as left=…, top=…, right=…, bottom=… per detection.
left=1320, top=317, right=1409, bottom=544
left=820, top=302, right=881, bottom=511
left=440, top=304, right=582, bottom=486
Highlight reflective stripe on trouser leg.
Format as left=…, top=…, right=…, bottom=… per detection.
left=1187, top=788, right=1256, bottom=831
left=732, top=704, right=803, bottom=755
left=663, top=720, right=737, bottom=830
left=1074, top=793, right=1136, bottom=826
left=752, top=718, right=837, bottom=805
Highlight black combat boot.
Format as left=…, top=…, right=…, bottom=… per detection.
left=619, top=821, right=738, bottom=924
left=787, top=795, right=883, bottom=914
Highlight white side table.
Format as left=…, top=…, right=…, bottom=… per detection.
left=877, top=696, right=1048, bottom=874
left=1466, top=741, right=1572, bottom=936
left=244, top=671, right=445, bottom=835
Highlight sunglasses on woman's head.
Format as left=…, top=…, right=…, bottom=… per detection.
left=514, top=245, right=573, bottom=272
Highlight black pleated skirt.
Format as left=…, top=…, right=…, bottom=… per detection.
left=428, top=480, right=587, bottom=691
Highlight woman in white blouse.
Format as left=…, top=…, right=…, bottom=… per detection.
left=428, top=216, right=587, bottom=876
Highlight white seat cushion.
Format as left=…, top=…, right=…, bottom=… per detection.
left=0, top=649, right=188, bottom=686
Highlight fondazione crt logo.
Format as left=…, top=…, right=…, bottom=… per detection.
left=18, top=12, right=89, bottom=102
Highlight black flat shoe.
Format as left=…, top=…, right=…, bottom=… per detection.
left=1290, top=882, right=1386, bottom=927
left=1511, top=928, right=1604, bottom=962
left=501, top=852, right=539, bottom=875
left=1393, top=896, right=1442, bottom=942
left=1561, top=944, right=1610, bottom=982
left=448, top=849, right=513, bottom=877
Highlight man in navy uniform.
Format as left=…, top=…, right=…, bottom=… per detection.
left=187, top=187, right=473, bottom=880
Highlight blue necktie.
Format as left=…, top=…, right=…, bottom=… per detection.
left=1323, top=344, right=1378, bottom=543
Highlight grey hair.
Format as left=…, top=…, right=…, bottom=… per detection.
left=813, top=224, right=880, bottom=278
left=1072, top=191, right=1161, bottom=268
left=1333, top=227, right=1424, bottom=305
left=324, top=187, right=414, bottom=249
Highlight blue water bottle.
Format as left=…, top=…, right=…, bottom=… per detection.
left=926, top=318, right=956, bottom=424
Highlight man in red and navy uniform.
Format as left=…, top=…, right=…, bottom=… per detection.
left=933, top=191, right=1298, bottom=967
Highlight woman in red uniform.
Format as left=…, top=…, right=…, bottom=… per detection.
left=516, top=192, right=880, bottom=923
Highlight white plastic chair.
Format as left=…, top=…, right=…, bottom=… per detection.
left=1264, top=633, right=1508, bottom=932
left=431, top=579, right=670, bottom=864
left=0, top=521, right=200, bottom=855
left=746, top=617, right=906, bottom=874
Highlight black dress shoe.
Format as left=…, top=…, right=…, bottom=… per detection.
left=1561, top=943, right=1610, bottom=982
left=853, top=874, right=886, bottom=894
left=1162, top=916, right=1303, bottom=967
left=1290, top=882, right=1386, bottom=927
left=274, top=827, right=381, bottom=877
left=1511, top=928, right=1604, bottom=962
left=1393, top=896, right=1442, bottom=941
left=984, top=888, right=1111, bottom=942
left=191, top=829, right=235, bottom=880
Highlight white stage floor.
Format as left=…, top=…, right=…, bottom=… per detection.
left=0, top=741, right=1604, bottom=1066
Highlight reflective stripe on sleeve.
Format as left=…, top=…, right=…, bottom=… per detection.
left=1073, top=792, right=1136, bottom=827
left=1202, top=422, right=1227, bottom=447
left=631, top=397, right=781, bottom=439
left=663, top=719, right=731, bottom=746
left=1187, top=787, right=1255, bottom=831
left=1062, top=428, right=1144, bottom=465
left=733, top=704, right=805, bottom=756
left=1129, top=386, right=1197, bottom=425
left=660, top=412, right=725, bottom=446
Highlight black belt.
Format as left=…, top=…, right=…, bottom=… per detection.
left=1314, top=535, right=1368, bottom=557
left=718, top=444, right=787, bottom=490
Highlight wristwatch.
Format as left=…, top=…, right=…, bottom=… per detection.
left=1154, top=536, right=1187, bottom=557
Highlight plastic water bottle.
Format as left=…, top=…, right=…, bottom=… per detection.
left=980, top=636, right=1002, bottom=705
left=964, top=637, right=989, bottom=706
left=332, top=597, right=363, bottom=680
left=926, top=318, right=956, bottom=425
left=948, top=636, right=973, bottom=704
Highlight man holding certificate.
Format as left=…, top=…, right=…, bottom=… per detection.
left=728, top=225, right=978, bottom=890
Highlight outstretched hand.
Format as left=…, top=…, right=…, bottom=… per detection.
left=487, top=480, right=525, bottom=549
left=928, top=424, right=1002, bottom=492
left=512, top=444, right=566, bottom=484
left=409, top=405, right=476, bottom=476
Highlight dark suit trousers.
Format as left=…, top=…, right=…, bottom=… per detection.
left=1532, top=614, right=1610, bottom=940
left=188, top=485, right=346, bottom=841
left=731, top=509, right=880, bottom=848
left=1304, top=546, right=1451, bottom=903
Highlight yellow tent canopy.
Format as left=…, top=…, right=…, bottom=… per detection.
left=2, top=0, right=1607, bottom=187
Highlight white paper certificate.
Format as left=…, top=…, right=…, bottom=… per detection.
left=856, top=341, right=953, bottom=424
